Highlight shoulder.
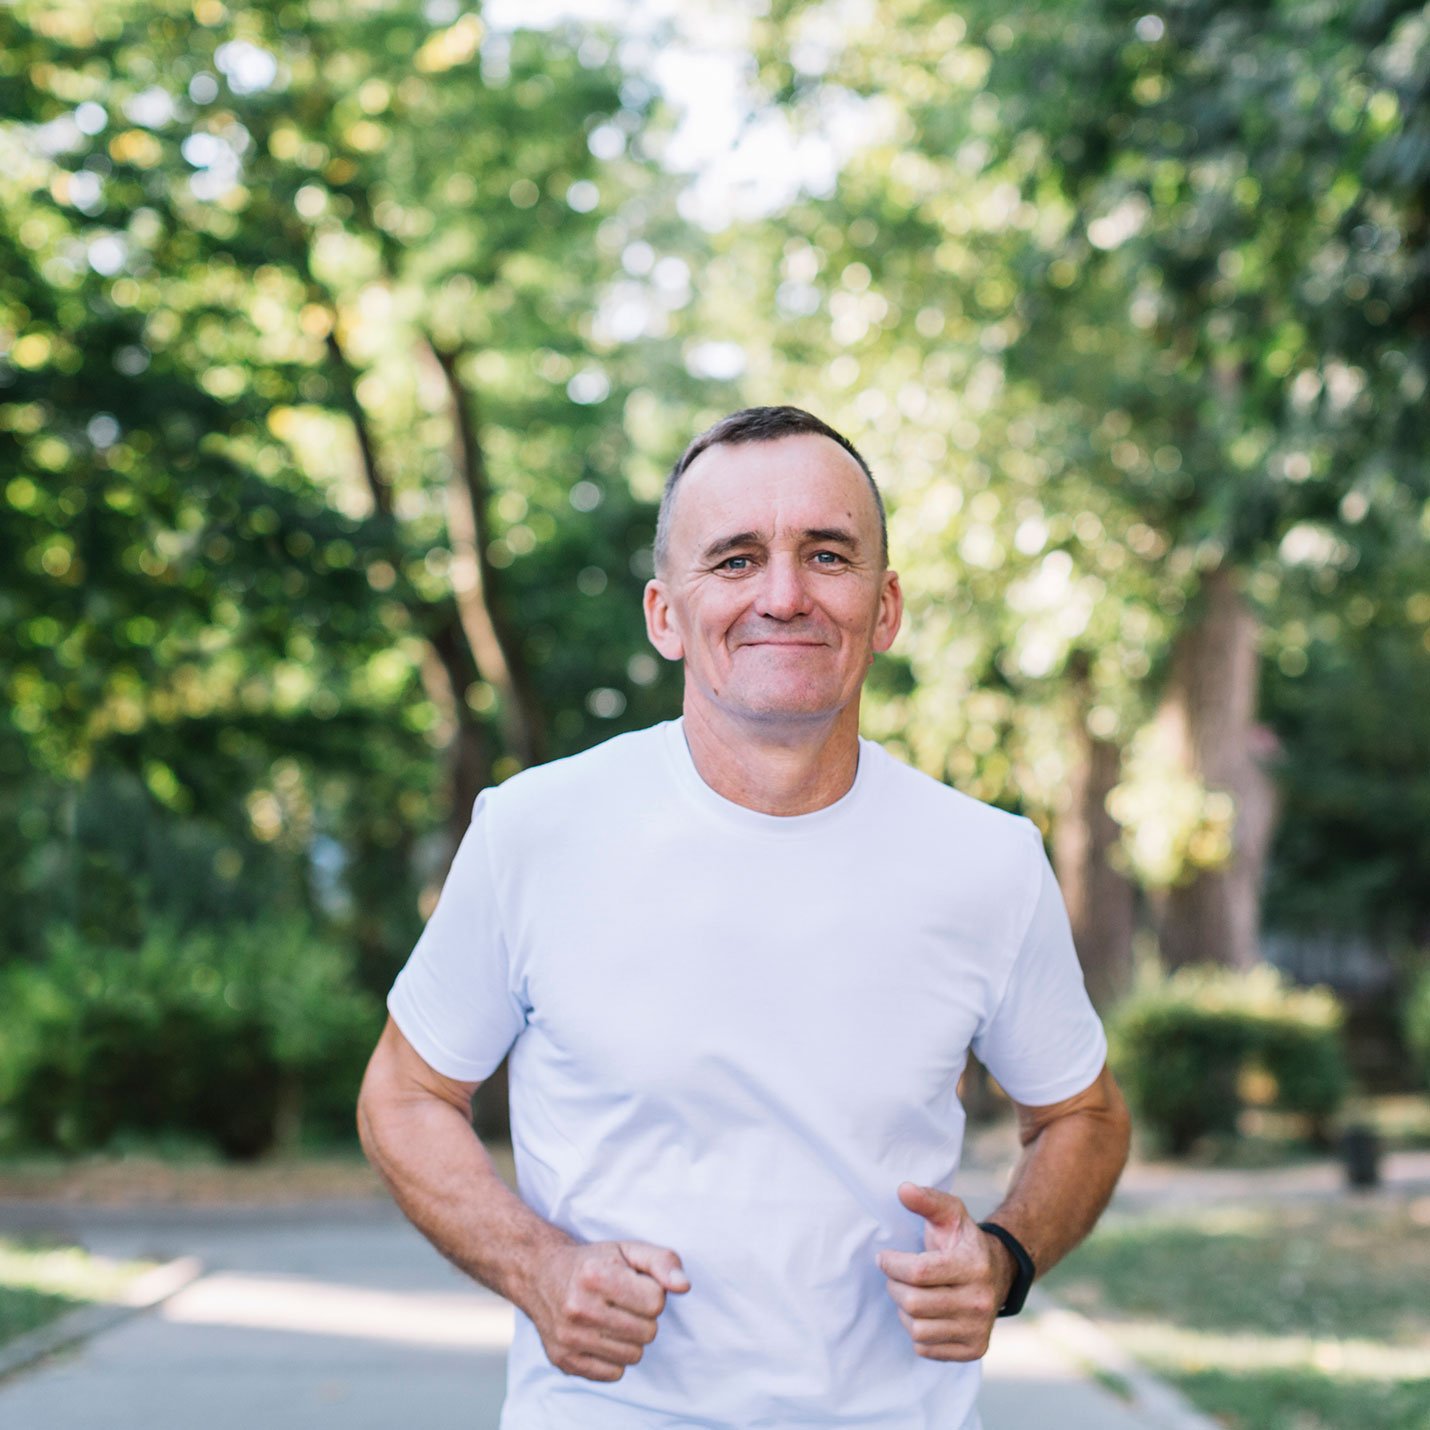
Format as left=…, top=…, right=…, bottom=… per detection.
left=864, top=740, right=1042, bottom=865
left=478, top=721, right=671, bottom=831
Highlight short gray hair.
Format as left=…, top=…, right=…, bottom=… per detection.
left=653, top=406, right=888, bottom=575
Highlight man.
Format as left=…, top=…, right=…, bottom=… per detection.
left=357, top=406, right=1131, bottom=1429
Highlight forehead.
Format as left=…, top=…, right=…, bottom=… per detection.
left=671, top=433, right=878, bottom=551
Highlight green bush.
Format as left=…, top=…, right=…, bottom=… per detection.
left=1407, top=966, right=1430, bottom=1091
left=1110, top=967, right=1349, bottom=1155
left=0, top=920, right=382, bottom=1160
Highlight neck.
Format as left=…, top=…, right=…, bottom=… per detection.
left=679, top=697, right=862, bottom=816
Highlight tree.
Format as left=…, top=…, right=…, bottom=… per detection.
left=1, top=0, right=696, bottom=977
left=748, top=0, right=1430, bottom=978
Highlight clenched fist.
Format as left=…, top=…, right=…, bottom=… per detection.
left=877, top=1182, right=1016, bottom=1362
left=527, top=1239, right=690, bottom=1383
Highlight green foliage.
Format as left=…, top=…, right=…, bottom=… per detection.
left=1261, top=543, right=1430, bottom=940
left=0, top=0, right=698, bottom=986
left=1046, top=1200, right=1430, bottom=1429
left=747, top=0, right=1430, bottom=948
left=0, top=920, right=381, bottom=1160
left=1110, top=967, right=1349, bottom=1154
left=1406, top=966, right=1430, bottom=1092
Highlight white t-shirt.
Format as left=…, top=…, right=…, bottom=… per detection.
left=388, top=719, right=1107, bottom=1430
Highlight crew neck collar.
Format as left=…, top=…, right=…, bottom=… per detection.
left=660, top=717, right=877, bottom=835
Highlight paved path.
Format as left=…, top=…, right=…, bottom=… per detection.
left=0, top=1199, right=1178, bottom=1430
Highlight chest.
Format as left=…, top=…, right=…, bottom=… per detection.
left=503, top=829, right=1008, bottom=1138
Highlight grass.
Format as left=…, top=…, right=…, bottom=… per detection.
left=1045, top=1195, right=1430, bottom=1430
left=0, top=1238, right=157, bottom=1350
left=0, top=1144, right=381, bottom=1205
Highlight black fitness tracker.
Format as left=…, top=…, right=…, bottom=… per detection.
left=978, top=1220, right=1035, bottom=1317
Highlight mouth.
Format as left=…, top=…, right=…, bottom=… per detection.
left=737, top=640, right=829, bottom=649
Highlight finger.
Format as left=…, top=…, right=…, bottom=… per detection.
left=877, top=1249, right=960, bottom=1287
left=618, top=1240, right=690, bottom=1294
left=895, top=1310, right=990, bottom=1361
left=915, top=1338, right=989, bottom=1363
left=598, top=1264, right=666, bottom=1319
left=563, top=1350, right=628, bottom=1383
left=897, top=1181, right=970, bottom=1231
left=884, top=1279, right=965, bottom=1317
left=578, top=1329, right=650, bottom=1366
left=590, top=1301, right=661, bottom=1347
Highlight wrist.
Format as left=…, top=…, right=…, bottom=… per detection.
left=977, top=1220, right=1036, bottom=1317
left=983, top=1230, right=1019, bottom=1304
left=505, top=1220, right=578, bottom=1317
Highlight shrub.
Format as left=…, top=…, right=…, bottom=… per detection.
left=1407, top=965, right=1430, bottom=1091
left=0, top=919, right=382, bottom=1159
left=1109, top=966, right=1349, bottom=1155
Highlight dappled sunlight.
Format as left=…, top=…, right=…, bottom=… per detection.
left=1118, top=1319, right=1430, bottom=1385
left=161, top=1272, right=514, bottom=1350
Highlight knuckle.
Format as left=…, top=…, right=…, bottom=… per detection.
left=579, top=1255, right=615, bottom=1293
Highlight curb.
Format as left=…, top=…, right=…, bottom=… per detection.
left=1026, top=1287, right=1223, bottom=1430
left=0, top=1254, right=204, bottom=1384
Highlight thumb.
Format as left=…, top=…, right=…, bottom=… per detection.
left=619, top=1241, right=691, bottom=1294
left=897, top=1181, right=972, bottom=1233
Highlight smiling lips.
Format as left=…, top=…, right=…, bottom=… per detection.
left=737, top=638, right=830, bottom=648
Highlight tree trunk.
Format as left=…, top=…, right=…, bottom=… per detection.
left=424, top=622, right=492, bottom=858
left=1154, top=562, right=1280, bottom=970
left=426, top=340, right=546, bottom=770
left=1053, top=661, right=1136, bottom=1007
left=324, top=320, right=491, bottom=863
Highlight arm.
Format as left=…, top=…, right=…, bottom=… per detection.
left=357, top=1016, right=688, bottom=1381
left=986, top=1060, right=1132, bottom=1280
left=878, top=1061, right=1131, bottom=1360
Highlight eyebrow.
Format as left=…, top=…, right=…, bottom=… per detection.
left=698, top=526, right=863, bottom=564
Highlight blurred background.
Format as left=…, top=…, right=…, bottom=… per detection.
left=1, top=2, right=1427, bottom=1427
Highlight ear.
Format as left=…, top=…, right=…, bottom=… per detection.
left=644, top=579, right=685, bottom=661
left=872, top=569, right=903, bottom=655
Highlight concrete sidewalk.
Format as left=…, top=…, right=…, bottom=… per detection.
left=0, top=1199, right=1203, bottom=1430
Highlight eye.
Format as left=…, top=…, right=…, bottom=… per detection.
left=812, top=550, right=847, bottom=566
left=717, top=555, right=754, bottom=572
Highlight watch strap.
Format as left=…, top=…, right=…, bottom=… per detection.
left=978, top=1220, right=1035, bottom=1317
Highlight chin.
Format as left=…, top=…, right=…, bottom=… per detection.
left=722, top=684, right=848, bottom=721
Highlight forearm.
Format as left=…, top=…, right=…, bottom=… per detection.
left=357, top=1066, right=571, bottom=1312
left=986, top=1076, right=1131, bottom=1278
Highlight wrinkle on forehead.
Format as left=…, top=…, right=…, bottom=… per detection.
left=670, top=435, right=881, bottom=570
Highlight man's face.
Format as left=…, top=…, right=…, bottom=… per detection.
left=643, top=433, right=902, bottom=727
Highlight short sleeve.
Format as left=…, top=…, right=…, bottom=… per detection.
left=386, top=790, right=527, bottom=1082
left=971, top=821, right=1108, bottom=1107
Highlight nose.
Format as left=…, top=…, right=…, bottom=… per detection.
left=756, top=553, right=813, bottom=621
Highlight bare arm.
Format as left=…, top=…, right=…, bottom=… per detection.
left=356, top=1016, right=563, bottom=1305
left=356, top=1016, right=688, bottom=1381
left=987, top=1061, right=1132, bottom=1281
left=879, top=1062, right=1131, bottom=1360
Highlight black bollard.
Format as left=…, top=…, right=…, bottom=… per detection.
left=1341, top=1124, right=1381, bottom=1190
